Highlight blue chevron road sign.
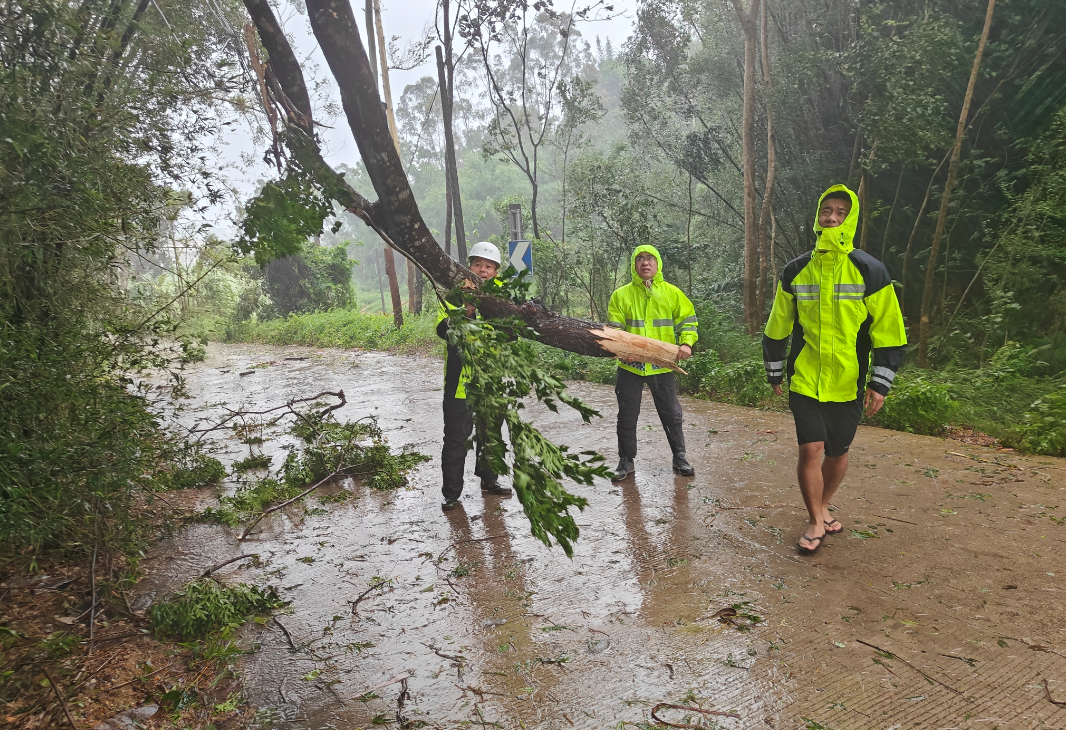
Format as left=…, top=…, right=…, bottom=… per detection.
left=508, top=239, right=533, bottom=275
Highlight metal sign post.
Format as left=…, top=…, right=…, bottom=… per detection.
left=508, top=203, right=522, bottom=243
left=507, top=203, right=532, bottom=276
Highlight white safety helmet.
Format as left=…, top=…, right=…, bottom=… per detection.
left=467, top=241, right=502, bottom=266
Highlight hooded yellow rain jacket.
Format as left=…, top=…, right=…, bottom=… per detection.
left=607, top=245, right=698, bottom=376
left=762, top=185, right=907, bottom=402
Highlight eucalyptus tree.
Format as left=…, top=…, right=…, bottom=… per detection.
left=461, top=0, right=604, bottom=239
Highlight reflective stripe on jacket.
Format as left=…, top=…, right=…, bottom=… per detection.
left=607, top=244, right=698, bottom=377
left=763, top=184, right=907, bottom=402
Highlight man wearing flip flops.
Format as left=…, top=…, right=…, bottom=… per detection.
left=763, top=185, right=907, bottom=554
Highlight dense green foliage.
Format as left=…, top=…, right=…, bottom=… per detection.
left=1016, top=389, right=1066, bottom=456
left=0, top=0, right=246, bottom=562
left=226, top=310, right=441, bottom=354
left=148, top=578, right=286, bottom=641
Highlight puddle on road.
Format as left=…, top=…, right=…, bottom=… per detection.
left=140, top=344, right=1066, bottom=729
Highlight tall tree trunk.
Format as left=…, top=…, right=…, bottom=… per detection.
left=531, top=174, right=540, bottom=240
left=243, top=0, right=688, bottom=371
left=441, top=0, right=467, bottom=261
left=436, top=45, right=467, bottom=262
left=686, top=174, right=694, bottom=293
left=755, top=0, right=776, bottom=320
left=443, top=186, right=453, bottom=258
left=846, top=131, right=862, bottom=190
left=364, top=0, right=403, bottom=327
left=371, top=0, right=420, bottom=314
left=374, top=248, right=386, bottom=313
left=858, top=143, right=877, bottom=251
left=730, top=0, right=763, bottom=334
left=917, top=0, right=995, bottom=367
left=879, top=167, right=905, bottom=261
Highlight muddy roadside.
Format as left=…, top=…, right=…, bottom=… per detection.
left=6, top=342, right=1066, bottom=729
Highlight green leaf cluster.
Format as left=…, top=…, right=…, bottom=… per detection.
left=446, top=273, right=609, bottom=557
left=199, top=410, right=429, bottom=527
left=1016, top=389, right=1066, bottom=456
left=148, top=578, right=287, bottom=642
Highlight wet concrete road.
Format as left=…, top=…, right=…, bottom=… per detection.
left=141, top=344, right=1066, bottom=729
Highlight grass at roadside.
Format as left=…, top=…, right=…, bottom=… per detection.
left=225, top=310, right=443, bottom=355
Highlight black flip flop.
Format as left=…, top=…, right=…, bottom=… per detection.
left=796, top=533, right=824, bottom=555
left=824, top=519, right=845, bottom=535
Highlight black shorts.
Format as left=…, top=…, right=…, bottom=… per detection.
left=788, top=391, right=861, bottom=457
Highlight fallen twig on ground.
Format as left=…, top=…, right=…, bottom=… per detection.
left=365, top=671, right=414, bottom=693
left=1044, top=679, right=1066, bottom=706
left=41, top=667, right=77, bottom=730
left=396, top=677, right=409, bottom=726
left=460, top=685, right=507, bottom=697
left=856, top=640, right=967, bottom=699
left=716, top=503, right=789, bottom=511
left=98, top=662, right=175, bottom=693
left=879, top=514, right=919, bottom=525
left=239, top=468, right=342, bottom=540
left=423, top=642, right=465, bottom=663
left=650, top=702, right=740, bottom=727
left=201, top=554, right=259, bottom=577
left=946, top=451, right=1019, bottom=469
left=190, top=390, right=346, bottom=442
left=350, top=579, right=391, bottom=616
left=274, top=618, right=297, bottom=651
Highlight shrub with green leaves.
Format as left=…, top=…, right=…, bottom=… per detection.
left=684, top=351, right=771, bottom=407
left=156, top=453, right=227, bottom=491
left=872, top=373, right=956, bottom=435
left=198, top=408, right=428, bottom=527
left=1015, top=389, right=1066, bottom=456
left=148, top=578, right=286, bottom=641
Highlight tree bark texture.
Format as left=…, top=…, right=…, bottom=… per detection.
left=364, top=0, right=403, bottom=328
left=755, top=0, right=776, bottom=320
left=917, top=0, right=995, bottom=367
left=371, top=0, right=419, bottom=313
left=244, top=0, right=684, bottom=371
left=731, top=0, right=762, bottom=334
left=441, top=0, right=467, bottom=261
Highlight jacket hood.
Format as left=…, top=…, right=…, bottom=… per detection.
left=813, top=184, right=860, bottom=253
left=630, top=244, right=664, bottom=285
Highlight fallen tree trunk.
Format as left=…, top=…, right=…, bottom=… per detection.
left=241, top=0, right=684, bottom=372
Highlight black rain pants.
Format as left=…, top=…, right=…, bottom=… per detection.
left=615, top=366, right=686, bottom=459
left=441, top=392, right=498, bottom=501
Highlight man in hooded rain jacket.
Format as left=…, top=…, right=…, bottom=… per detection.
left=763, top=185, right=907, bottom=555
left=607, top=245, right=698, bottom=479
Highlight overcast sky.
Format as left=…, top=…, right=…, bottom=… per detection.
left=204, top=0, right=637, bottom=237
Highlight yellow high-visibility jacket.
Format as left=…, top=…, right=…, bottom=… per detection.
left=763, top=185, right=907, bottom=402
left=437, top=300, right=472, bottom=399
left=607, top=245, right=698, bottom=376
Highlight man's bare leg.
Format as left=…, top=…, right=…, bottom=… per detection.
left=797, top=442, right=827, bottom=545
left=819, top=453, right=849, bottom=529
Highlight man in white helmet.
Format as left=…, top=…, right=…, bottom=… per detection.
left=436, top=242, right=513, bottom=510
